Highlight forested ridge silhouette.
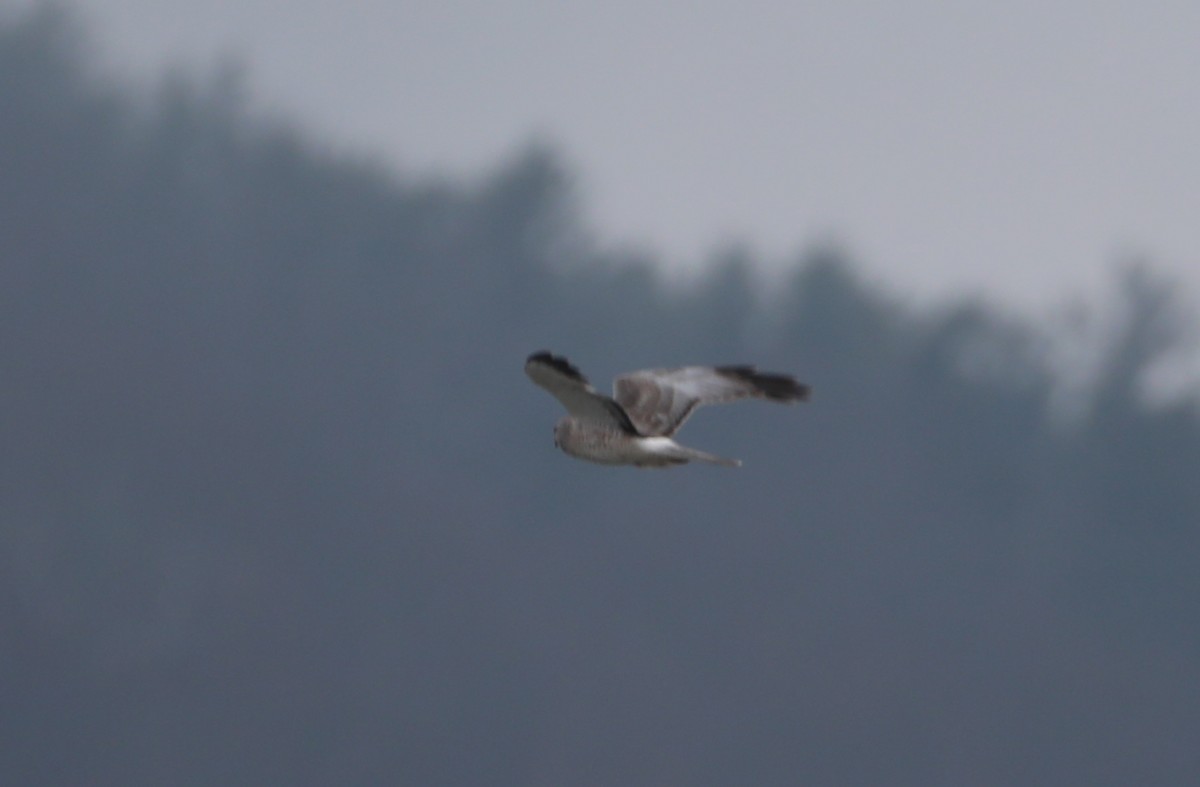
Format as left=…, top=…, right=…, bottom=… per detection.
left=3, top=8, right=1197, bottom=785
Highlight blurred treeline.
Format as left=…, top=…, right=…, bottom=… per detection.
left=2, top=8, right=1198, bottom=785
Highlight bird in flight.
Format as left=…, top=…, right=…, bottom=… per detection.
left=525, top=351, right=810, bottom=468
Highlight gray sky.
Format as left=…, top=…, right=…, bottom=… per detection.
left=26, top=0, right=1200, bottom=309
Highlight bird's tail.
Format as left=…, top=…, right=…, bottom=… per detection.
left=662, top=440, right=742, bottom=468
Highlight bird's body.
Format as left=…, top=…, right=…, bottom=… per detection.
left=552, top=419, right=738, bottom=467
left=525, top=351, right=809, bottom=468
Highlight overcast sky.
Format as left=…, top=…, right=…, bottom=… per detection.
left=17, top=0, right=1200, bottom=310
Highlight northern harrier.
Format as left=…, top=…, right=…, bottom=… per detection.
left=525, top=351, right=810, bottom=468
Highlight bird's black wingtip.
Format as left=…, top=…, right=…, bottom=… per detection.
left=717, top=365, right=811, bottom=402
left=526, top=350, right=588, bottom=384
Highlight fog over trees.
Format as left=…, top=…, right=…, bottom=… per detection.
left=3, top=8, right=1198, bottom=785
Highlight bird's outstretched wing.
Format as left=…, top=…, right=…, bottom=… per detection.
left=613, top=365, right=810, bottom=437
left=524, top=352, right=638, bottom=434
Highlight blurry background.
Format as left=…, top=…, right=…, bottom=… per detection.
left=13, top=0, right=1200, bottom=308
left=2, top=3, right=1198, bottom=785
